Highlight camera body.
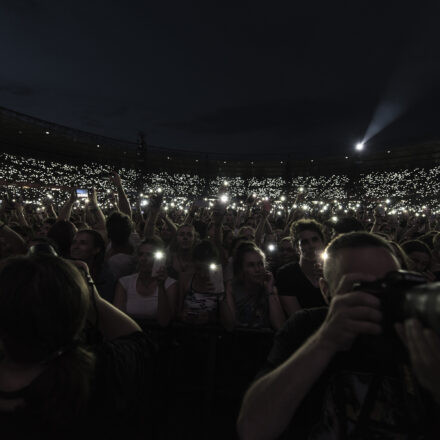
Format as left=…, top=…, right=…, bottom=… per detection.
left=28, top=243, right=58, bottom=257
left=353, top=270, right=440, bottom=334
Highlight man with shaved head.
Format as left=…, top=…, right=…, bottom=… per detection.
left=238, top=231, right=440, bottom=439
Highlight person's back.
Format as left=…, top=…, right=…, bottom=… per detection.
left=0, top=254, right=156, bottom=438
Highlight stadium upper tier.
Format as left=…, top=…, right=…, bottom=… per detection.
left=1, top=106, right=440, bottom=177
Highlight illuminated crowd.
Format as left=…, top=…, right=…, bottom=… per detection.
left=1, top=150, right=440, bottom=438
left=1, top=152, right=439, bottom=217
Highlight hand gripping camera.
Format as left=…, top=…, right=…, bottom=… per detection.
left=353, top=270, right=440, bottom=334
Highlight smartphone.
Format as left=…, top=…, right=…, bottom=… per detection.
left=209, top=263, right=224, bottom=293
left=76, top=189, right=88, bottom=199
left=267, top=243, right=277, bottom=253
left=151, top=250, right=166, bottom=277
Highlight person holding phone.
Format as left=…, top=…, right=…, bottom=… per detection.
left=178, top=240, right=224, bottom=325
left=113, top=237, right=177, bottom=326
left=222, top=242, right=285, bottom=331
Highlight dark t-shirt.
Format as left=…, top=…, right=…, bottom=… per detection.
left=0, top=331, right=156, bottom=439
left=275, top=262, right=326, bottom=309
left=257, top=308, right=438, bottom=439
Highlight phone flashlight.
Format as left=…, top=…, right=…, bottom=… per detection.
left=220, top=194, right=229, bottom=204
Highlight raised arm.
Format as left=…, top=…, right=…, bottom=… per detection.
left=44, top=200, right=58, bottom=219
left=110, top=171, right=132, bottom=219
left=143, top=194, right=162, bottom=238
left=57, top=190, right=76, bottom=222
left=183, top=202, right=198, bottom=225
left=255, top=202, right=271, bottom=246
left=0, top=221, right=27, bottom=255
left=87, top=187, right=107, bottom=236
left=14, top=200, right=29, bottom=228
left=161, top=210, right=178, bottom=235
left=212, top=202, right=226, bottom=259
left=72, top=260, right=141, bottom=340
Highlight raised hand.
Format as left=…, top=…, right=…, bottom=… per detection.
left=109, top=171, right=122, bottom=187
left=89, top=187, right=99, bottom=206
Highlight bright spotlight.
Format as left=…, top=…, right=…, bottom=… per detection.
left=355, top=142, right=364, bottom=151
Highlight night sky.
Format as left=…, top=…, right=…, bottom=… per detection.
left=2, top=0, right=440, bottom=157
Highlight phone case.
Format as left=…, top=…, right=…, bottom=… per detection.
left=209, top=267, right=224, bottom=293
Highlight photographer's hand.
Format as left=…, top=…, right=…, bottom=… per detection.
left=316, top=273, right=383, bottom=354
left=395, top=319, right=440, bottom=405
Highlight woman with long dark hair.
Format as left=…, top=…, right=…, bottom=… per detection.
left=222, top=242, right=285, bottom=331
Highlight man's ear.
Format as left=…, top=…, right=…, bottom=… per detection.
left=319, top=277, right=331, bottom=305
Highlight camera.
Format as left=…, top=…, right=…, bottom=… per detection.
left=28, top=243, right=58, bottom=257
left=353, top=270, right=440, bottom=334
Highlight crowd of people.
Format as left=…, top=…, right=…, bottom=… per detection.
left=0, top=150, right=439, bottom=438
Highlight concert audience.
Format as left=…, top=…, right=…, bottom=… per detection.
left=0, top=151, right=439, bottom=438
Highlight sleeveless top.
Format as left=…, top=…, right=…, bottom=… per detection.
left=231, top=280, right=270, bottom=329
left=119, top=273, right=176, bottom=319
left=183, top=275, right=219, bottom=317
